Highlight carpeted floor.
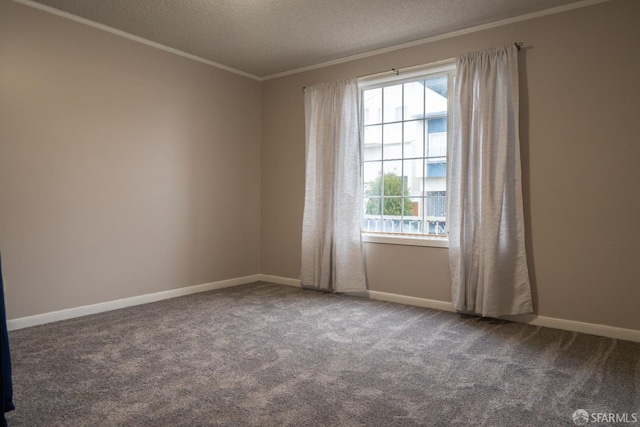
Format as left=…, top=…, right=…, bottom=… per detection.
left=5, top=282, right=640, bottom=426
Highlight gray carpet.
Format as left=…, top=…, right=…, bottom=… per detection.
left=5, top=282, right=639, bottom=426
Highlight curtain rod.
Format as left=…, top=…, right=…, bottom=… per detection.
left=303, top=42, right=524, bottom=91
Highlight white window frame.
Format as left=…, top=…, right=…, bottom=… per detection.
left=358, top=60, right=455, bottom=248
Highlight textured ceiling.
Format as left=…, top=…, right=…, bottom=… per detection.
left=28, top=0, right=589, bottom=79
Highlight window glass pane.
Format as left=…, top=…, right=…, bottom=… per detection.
left=426, top=162, right=447, bottom=178
left=363, top=162, right=382, bottom=197
left=426, top=76, right=448, bottom=99
left=425, top=77, right=447, bottom=118
left=363, top=125, right=382, bottom=161
left=404, top=197, right=420, bottom=217
left=363, top=88, right=382, bottom=125
left=380, top=215, right=401, bottom=233
left=425, top=191, right=447, bottom=218
left=364, top=197, right=383, bottom=217
left=382, top=123, right=402, bottom=160
left=403, top=158, right=423, bottom=197
left=382, top=196, right=403, bottom=218
left=425, top=76, right=447, bottom=161
left=381, top=162, right=405, bottom=221
left=426, top=220, right=447, bottom=236
left=424, top=157, right=446, bottom=210
left=383, top=84, right=402, bottom=123
left=362, top=209, right=382, bottom=232
left=426, top=127, right=447, bottom=158
left=404, top=81, right=424, bottom=120
left=427, top=117, right=446, bottom=133
left=403, top=197, right=423, bottom=234
left=403, top=120, right=423, bottom=159
left=382, top=160, right=403, bottom=197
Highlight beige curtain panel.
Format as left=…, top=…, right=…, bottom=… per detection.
left=300, top=78, right=367, bottom=293
left=448, top=45, right=533, bottom=317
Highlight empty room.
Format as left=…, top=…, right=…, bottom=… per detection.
left=0, top=0, right=638, bottom=425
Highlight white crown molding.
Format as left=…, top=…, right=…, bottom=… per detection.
left=12, top=0, right=609, bottom=82
left=9, top=0, right=262, bottom=81
left=261, top=0, right=611, bottom=81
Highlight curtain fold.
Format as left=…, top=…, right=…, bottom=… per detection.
left=448, top=45, right=533, bottom=317
left=300, top=78, right=367, bottom=293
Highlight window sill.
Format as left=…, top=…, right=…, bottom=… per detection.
left=361, top=233, right=449, bottom=248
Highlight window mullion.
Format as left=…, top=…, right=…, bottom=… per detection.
left=380, top=88, right=385, bottom=231
left=400, top=83, right=405, bottom=233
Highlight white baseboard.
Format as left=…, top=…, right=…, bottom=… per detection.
left=503, top=314, right=640, bottom=343
left=8, top=274, right=640, bottom=343
left=258, top=274, right=301, bottom=288
left=369, top=290, right=640, bottom=343
left=7, top=274, right=261, bottom=331
left=369, top=290, right=456, bottom=313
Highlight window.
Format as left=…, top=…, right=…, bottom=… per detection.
left=360, top=62, right=455, bottom=245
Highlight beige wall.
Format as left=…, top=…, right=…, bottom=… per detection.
left=0, top=0, right=262, bottom=319
left=261, top=0, right=640, bottom=330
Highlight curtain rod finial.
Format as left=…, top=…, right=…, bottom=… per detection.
left=515, top=42, right=524, bottom=51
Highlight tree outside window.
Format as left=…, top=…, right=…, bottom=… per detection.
left=365, top=172, right=413, bottom=216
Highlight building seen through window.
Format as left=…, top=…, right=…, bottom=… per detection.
left=361, top=66, right=453, bottom=237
